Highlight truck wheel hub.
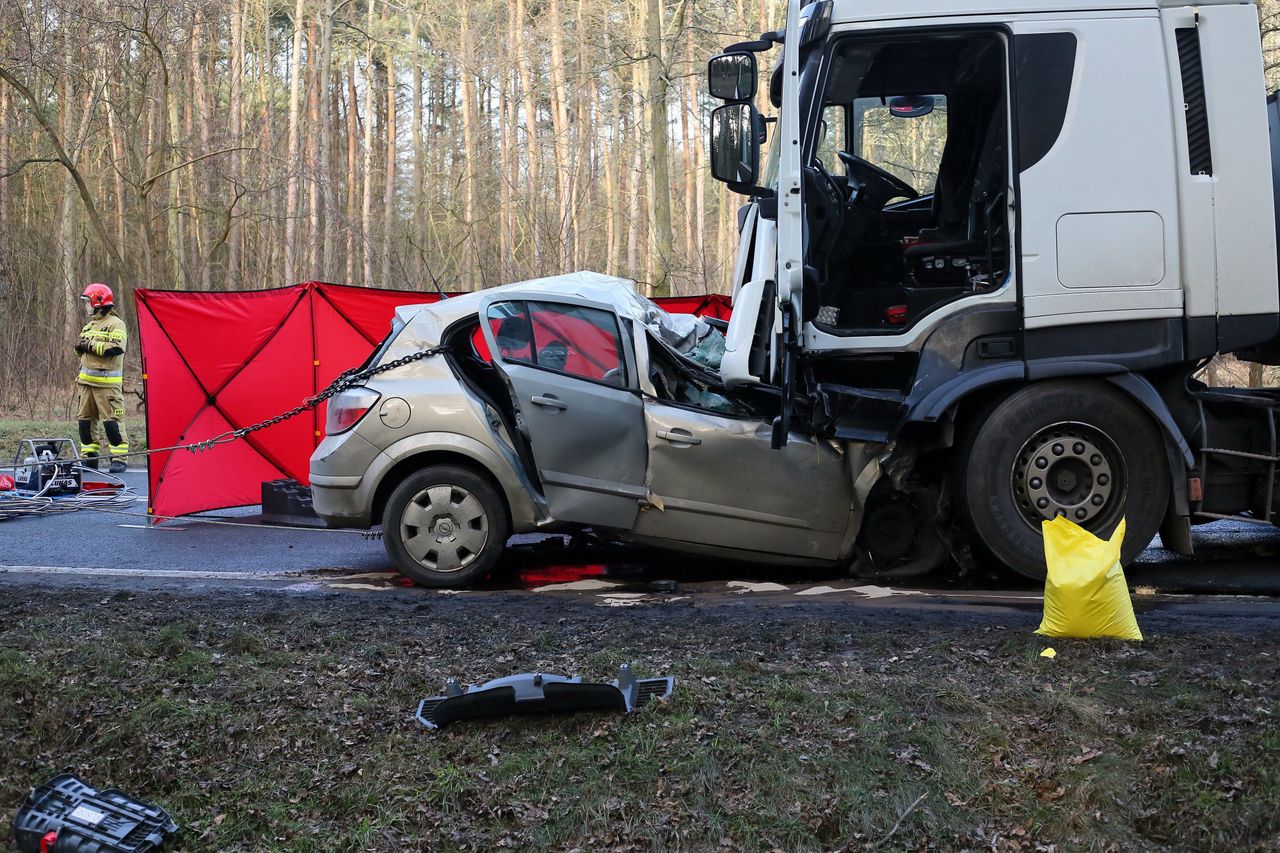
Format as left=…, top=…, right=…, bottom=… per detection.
left=1012, top=422, right=1120, bottom=528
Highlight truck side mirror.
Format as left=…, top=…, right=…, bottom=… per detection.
left=708, top=52, right=757, bottom=101
left=709, top=103, right=761, bottom=188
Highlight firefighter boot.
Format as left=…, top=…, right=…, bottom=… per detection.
left=78, top=419, right=100, bottom=471
left=104, top=419, right=128, bottom=474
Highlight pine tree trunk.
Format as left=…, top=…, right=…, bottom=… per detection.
left=191, top=8, right=213, bottom=290
left=58, top=72, right=78, bottom=341
left=0, top=79, right=8, bottom=237
left=547, top=0, right=571, bottom=267
left=459, top=7, right=479, bottom=290
left=515, top=0, right=542, bottom=270
left=382, top=40, right=396, bottom=287
left=361, top=1, right=376, bottom=287
left=305, top=21, right=322, bottom=279
left=284, top=0, right=305, bottom=283
left=646, top=0, right=676, bottom=296
left=319, top=0, right=335, bottom=277
left=603, top=41, right=621, bottom=276
left=346, top=62, right=360, bottom=285
left=410, top=14, right=425, bottom=283
left=497, top=9, right=514, bottom=280
left=227, top=0, right=244, bottom=289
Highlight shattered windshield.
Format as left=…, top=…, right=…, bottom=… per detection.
left=616, top=289, right=725, bottom=372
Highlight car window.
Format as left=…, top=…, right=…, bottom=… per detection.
left=486, top=301, right=627, bottom=385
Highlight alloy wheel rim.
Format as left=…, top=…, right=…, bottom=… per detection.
left=400, top=484, right=489, bottom=573
left=1011, top=421, right=1125, bottom=530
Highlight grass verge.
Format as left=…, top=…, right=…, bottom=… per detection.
left=1, top=590, right=1277, bottom=851
left=0, top=419, right=147, bottom=463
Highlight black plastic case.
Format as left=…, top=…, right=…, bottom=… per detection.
left=13, top=774, right=177, bottom=853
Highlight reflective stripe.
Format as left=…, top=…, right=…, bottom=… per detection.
left=80, top=444, right=100, bottom=454
left=77, top=371, right=123, bottom=386
left=108, top=444, right=129, bottom=456
left=78, top=367, right=123, bottom=378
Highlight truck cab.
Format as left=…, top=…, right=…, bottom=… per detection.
left=709, top=0, right=1280, bottom=577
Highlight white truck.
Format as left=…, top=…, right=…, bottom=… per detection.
left=707, top=0, right=1280, bottom=577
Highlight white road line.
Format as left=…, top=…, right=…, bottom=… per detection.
left=117, top=524, right=187, bottom=531
left=0, top=564, right=302, bottom=582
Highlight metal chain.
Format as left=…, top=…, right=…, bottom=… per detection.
left=119, top=346, right=448, bottom=460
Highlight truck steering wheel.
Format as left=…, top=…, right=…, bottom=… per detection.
left=838, top=151, right=919, bottom=208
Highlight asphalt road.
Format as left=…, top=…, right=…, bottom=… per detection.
left=3, top=469, right=1280, bottom=623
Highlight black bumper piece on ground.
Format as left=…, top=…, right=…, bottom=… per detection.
left=416, top=663, right=674, bottom=729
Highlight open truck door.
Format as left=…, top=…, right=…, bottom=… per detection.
left=712, top=0, right=827, bottom=447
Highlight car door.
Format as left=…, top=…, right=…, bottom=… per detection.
left=631, top=393, right=855, bottom=561
left=482, top=299, right=648, bottom=530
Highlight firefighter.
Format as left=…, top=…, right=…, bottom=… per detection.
left=75, top=283, right=129, bottom=473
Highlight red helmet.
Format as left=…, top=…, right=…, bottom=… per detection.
left=82, top=283, right=114, bottom=309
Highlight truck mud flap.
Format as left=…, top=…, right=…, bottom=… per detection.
left=416, top=664, right=673, bottom=729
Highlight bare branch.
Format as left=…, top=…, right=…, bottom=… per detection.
left=0, top=65, right=125, bottom=270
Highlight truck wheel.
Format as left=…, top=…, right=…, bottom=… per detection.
left=383, top=465, right=510, bottom=588
left=956, top=380, right=1169, bottom=580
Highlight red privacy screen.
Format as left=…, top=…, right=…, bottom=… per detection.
left=136, top=282, right=731, bottom=519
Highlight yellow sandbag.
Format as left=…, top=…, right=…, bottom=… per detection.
left=1036, top=516, right=1142, bottom=641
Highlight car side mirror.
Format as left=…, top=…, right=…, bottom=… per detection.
left=708, top=52, right=757, bottom=101
left=709, top=103, right=760, bottom=188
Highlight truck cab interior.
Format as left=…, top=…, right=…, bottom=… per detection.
left=802, top=31, right=1011, bottom=335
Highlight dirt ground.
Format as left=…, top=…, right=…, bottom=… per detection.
left=1, top=585, right=1278, bottom=852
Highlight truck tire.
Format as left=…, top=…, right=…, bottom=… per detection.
left=956, top=380, right=1169, bottom=580
left=383, top=465, right=510, bottom=588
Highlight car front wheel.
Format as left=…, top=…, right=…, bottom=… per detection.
left=383, top=465, right=510, bottom=588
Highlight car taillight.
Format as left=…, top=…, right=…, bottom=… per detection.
left=326, top=387, right=381, bottom=435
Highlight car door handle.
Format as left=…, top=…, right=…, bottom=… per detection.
left=656, top=428, right=701, bottom=445
left=530, top=394, right=568, bottom=411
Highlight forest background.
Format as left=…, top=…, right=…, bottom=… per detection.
left=3, top=0, right=1280, bottom=419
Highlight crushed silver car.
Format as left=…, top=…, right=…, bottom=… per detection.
left=310, top=271, right=881, bottom=587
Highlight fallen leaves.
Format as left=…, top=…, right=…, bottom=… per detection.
left=1067, top=747, right=1102, bottom=766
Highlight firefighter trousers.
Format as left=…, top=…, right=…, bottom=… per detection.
left=76, top=384, right=129, bottom=457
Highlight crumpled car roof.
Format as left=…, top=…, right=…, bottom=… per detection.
left=389, top=272, right=722, bottom=369
left=393, top=271, right=649, bottom=332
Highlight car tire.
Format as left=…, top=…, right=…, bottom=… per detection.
left=955, top=380, right=1169, bottom=580
left=383, top=465, right=510, bottom=588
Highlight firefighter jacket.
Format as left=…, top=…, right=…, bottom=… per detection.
left=76, top=310, right=128, bottom=387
